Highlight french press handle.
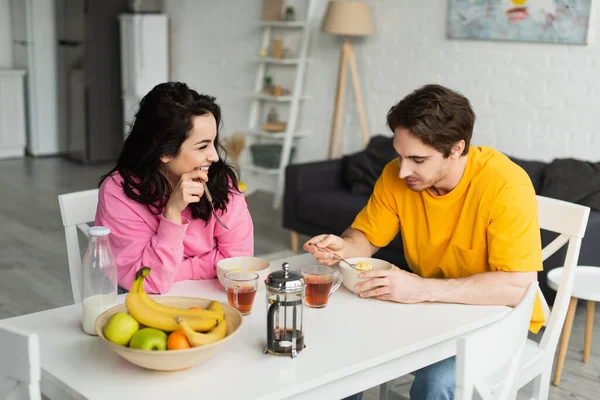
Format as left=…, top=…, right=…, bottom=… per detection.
left=266, top=300, right=279, bottom=351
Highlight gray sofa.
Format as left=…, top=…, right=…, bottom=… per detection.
left=283, top=139, right=600, bottom=304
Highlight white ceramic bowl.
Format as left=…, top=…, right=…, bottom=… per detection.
left=339, top=257, right=394, bottom=295
left=216, top=256, right=271, bottom=289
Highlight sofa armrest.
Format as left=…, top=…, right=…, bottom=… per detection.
left=283, top=160, right=345, bottom=231
left=286, top=159, right=344, bottom=192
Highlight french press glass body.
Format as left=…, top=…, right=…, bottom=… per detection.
left=264, top=262, right=306, bottom=358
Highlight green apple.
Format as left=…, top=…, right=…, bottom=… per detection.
left=129, top=328, right=167, bottom=351
left=103, top=312, right=139, bottom=346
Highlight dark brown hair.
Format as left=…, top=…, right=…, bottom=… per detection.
left=386, top=84, right=475, bottom=157
left=100, top=82, right=239, bottom=222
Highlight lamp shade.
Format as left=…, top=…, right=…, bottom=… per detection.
left=321, top=1, right=373, bottom=37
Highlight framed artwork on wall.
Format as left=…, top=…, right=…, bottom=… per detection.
left=447, top=0, right=592, bottom=44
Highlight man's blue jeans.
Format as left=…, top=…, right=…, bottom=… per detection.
left=342, top=357, right=455, bottom=400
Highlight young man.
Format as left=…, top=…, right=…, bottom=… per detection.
left=304, top=84, right=544, bottom=400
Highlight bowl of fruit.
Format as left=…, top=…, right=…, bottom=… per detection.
left=95, top=267, right=243, bottom=372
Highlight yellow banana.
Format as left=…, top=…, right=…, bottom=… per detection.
left=134, top=267, right=223, bottom=321
left=175, top=316, right=227, bottom=347
left=208, top=300, right=225, bottom=320
left=126, top=269, right=218, bottom=332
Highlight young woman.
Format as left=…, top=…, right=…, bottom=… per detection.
left=95, top=82, right=253, bottom=294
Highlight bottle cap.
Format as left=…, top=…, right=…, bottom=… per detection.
left=88, top=226, right=111, bottom=236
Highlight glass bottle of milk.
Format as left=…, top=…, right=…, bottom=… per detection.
left=81, top=226, right=117, bottom=335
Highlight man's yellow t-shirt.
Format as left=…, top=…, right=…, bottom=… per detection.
left=351, top=146, right=545, bottom=332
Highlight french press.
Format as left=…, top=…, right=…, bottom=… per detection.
left=264, top=262, right=306, bottom=358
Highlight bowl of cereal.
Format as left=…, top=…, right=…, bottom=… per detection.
left=216, top=256, right=270, bottom=290
left=338, top=257, right=394, bottom=295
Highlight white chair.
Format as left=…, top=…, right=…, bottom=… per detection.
left=509, top=195, right=589, bottom=399
left=58, top=189, right=99, bottom=304
left=455, top=282, right=539, bottom=400
left=381, top=195, right=590, bottom=400
left=0, top=326, right=41, bottom=400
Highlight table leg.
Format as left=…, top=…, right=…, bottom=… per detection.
left=379, top=381, right=388, bottom=400
left=290, top=231, right=299, bottom=253
left=553, top=297, right=578, bottom=386
left=584, top=301, right=595, bottom=364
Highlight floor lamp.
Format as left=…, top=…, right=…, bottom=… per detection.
left=322, top=1, right=373, bottom=159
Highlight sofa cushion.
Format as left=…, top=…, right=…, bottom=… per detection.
left=540, top=158, right=600, bottom=211
left=297, top=189, right=370, bottom=235
left=342, top=135, right=397, bottom=196
left=508, top=156, right=546, bottom=194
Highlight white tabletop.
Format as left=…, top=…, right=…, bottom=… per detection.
left=0, top=254, right=510, bottom=400
left=547, top=266, right=600, bottom=302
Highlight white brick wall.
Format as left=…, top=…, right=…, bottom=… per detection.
left=165, top=0, right=600, bottom=193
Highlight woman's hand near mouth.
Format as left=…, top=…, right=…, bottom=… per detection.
left=164, top=169, right=208, bottom=224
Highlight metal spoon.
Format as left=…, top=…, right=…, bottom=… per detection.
left=202, top=182, right=229, bottom=230
left=308, top=242, right=369, bottom=272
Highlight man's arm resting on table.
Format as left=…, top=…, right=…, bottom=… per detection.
left=340, top=227, right=380, bottom=258
left=424, top=270, right=537, bottom=307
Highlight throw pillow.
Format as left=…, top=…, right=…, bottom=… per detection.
left=540, top=158, right=600, bottom=211
left=341, top=135, right=397, bottom=195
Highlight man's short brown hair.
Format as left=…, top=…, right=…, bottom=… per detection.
left=386, top=84, right=475, bottom=157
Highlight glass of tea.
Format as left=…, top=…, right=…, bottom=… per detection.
left=301, top=265, right=342, bottom=308
left=224, top=271, right=259, bottom=316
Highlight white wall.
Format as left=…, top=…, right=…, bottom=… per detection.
left=165, top=0, right=600, bottom=191
left=164, top=0, right=259, bottom=134
left=0, top=0, right=13, bottom=68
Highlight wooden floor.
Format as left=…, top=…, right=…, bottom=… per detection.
left=0, top=156, right=598, bottom=399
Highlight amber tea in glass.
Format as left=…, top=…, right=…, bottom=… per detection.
left=224, top=271, right=258, bottom=315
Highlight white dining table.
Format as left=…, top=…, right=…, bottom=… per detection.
left=0, top=253, right=510, bottom=400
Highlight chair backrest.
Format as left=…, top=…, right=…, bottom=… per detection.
left=455, top=282, right=539, bottom=400
left=58, top=189, right=99, bottom=304
left=0, top=326, right=41, bottom=400
left=535, top=195, right=590, bottom=356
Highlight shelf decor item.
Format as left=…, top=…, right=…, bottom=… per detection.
left=266, top=107, right=279, bottom=123
left=272, top=39, right=284, bottom=59
left=285, top=6, right=295, bottom=21
left=321, top=1, right=373, bottom=159
left=262, top=122, right=287, bottom=132
left=262, top=0, right=283, bottom=21
left=262, top=107, right=287, bottom=132
left=222, top=133, right=246, bottom=166
left=262, top=76, right=274, bottom=94
left=250, top=144, right=296, bottom=169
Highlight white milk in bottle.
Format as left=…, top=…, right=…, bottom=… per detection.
left=81, top=227, right=117, bottom=335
